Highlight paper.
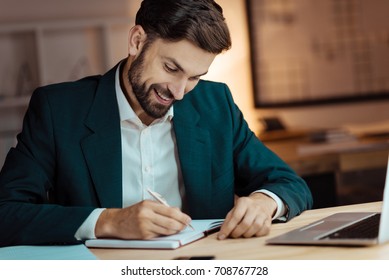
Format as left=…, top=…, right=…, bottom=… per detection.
left=85, top=219, right=224, bottom=250
left=0, top=244, right=97, bottom=260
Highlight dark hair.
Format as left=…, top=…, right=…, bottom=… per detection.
left=135, top=0, right=231, bottom=54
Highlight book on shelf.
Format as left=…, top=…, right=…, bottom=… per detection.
left=308, top=128, right=356, bottom=143
left=85, top=219, right=224, bottom=250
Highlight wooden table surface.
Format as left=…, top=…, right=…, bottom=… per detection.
left=91, top=201, right=389, bottom=260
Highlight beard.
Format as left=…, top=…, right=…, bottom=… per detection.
left=127, top=49, right=175, bottom=120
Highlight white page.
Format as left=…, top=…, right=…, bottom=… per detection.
left=85, top=219, right=224, bottom=249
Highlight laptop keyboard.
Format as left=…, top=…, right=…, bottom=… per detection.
left=322, top=214, right=381, bottom=240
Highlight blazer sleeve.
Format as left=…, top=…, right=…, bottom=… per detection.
left=0, top=88, right=95, bottom=246
left=224, top=85, right=313, bottom=219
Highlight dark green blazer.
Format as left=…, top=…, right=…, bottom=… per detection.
left=0, top=64, right=312, bottom=246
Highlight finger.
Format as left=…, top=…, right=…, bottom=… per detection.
left=125, top=201, right=187, bottom=238
left=152, top=212, right=189, bottom=233
left=229, top=211, right=256, bottom=238
left=151, top=203, right=192, bottom=227
left=242, top=215, right=271, bottom=238
left=253, top=216, right=272, bottom=237
left=145, top=219, right=183, bottom=237
left=218, top=204, right=247, bottom=240
left=132, top=209, right=188, bottom=238
left=253, top=223, right=271, bottom=237
left=146, top=201, right=192, bottom=233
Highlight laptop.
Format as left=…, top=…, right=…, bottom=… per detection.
left=266, top=155, right=389, bottom=246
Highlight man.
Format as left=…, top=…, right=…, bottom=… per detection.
left=0, top=0, right=312, bottom=246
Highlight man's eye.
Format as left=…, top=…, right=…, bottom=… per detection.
left=189, top=77, right=200, bottom=81
left=165, top=65, right=177, bottom=73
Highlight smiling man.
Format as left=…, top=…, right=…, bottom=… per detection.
left=0, top=0, right=313, bottom=246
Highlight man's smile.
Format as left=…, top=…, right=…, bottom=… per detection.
left=154, top=88, right=174, bottom=105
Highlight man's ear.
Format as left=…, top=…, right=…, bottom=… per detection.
left=128, top=25, right=147, bottom=56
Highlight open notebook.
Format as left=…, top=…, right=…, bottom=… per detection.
left=85, top=219, right=223, bottom=250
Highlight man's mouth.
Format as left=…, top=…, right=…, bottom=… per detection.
left=154, top=88, right=173, bottom=105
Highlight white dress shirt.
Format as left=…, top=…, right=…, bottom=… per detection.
left=116, top=81, right=184, bottom=209
left=75, top=64, right=285, bottom=240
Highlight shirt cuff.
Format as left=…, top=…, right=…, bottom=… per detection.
left=255, top=190, right=287, bottom=221
left=74, top=208, right=106, bottom=240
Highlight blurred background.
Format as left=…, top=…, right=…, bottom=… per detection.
left=0, top=0, right=388, bottom=208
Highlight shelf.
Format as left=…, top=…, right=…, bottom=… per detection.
left=0, top=17, right=131, bottom=107
left=0, top=18, right=132, bottom=167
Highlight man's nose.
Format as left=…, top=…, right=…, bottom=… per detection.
left=168, top=79, right=187, bottom=100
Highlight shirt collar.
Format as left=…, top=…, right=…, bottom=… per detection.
left=115, top=62, right=174, bottom=124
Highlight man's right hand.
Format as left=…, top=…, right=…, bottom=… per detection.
left=94, top=200, right=192, bottom=240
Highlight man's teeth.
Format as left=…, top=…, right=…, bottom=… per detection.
left=156, top=90, right=170, bottom=101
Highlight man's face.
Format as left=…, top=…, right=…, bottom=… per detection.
left=127, top=38, right=216, bottom=120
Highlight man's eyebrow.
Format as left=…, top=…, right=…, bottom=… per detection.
left=164, top=57, right=208, bottom=77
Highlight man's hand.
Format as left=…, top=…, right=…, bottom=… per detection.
left=95, top=200, right=192, bottom=240
left=217, top=192, right=277, bottom=240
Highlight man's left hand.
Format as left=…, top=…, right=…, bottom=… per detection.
left=217, top=192, right=277, bottom=240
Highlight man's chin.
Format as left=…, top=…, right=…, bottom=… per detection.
left=145, top=107, right=171, bottom=119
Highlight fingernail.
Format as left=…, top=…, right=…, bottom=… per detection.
left=218, top=233, right=226, bottom=240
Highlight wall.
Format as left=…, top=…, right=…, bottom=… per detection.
left=1, top=0, right=389, bottom=135
left=0, top=0, right=132, bottom=22
left=212, top=0, right=389, bottom=134
left=0, top=0, right=134, bottom=165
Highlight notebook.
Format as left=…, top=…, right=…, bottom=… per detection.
left=85, top=219, right=223, bottom=249
left=266, top=155, right=389, bottom=246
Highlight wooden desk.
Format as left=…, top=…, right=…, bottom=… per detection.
left=91, top=201, right=389, bottom=260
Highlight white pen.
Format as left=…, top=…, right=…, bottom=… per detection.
left=147, top=188, right=195, bottom=231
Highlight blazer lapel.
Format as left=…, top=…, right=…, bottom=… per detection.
left=173, top=100, right=212, bottom=217
left=81, top=66, right=122, bottom=208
